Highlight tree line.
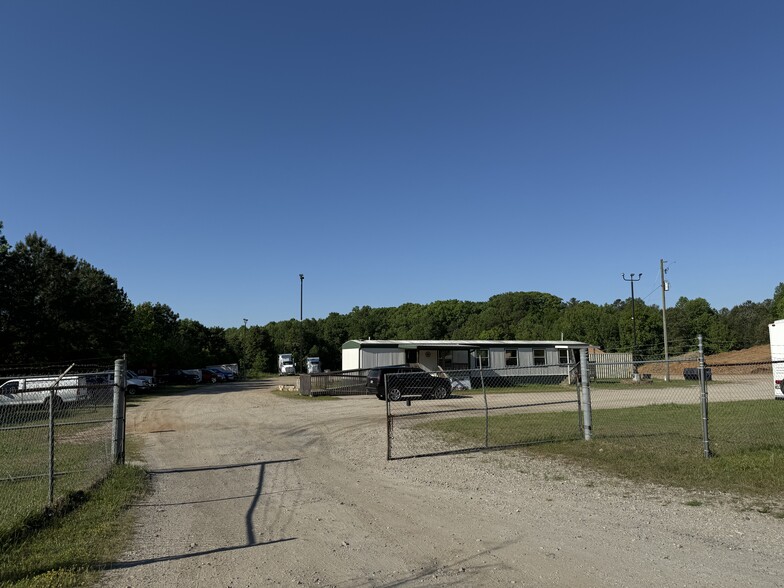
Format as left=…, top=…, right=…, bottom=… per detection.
left=1, top=223, right=782, bottom=374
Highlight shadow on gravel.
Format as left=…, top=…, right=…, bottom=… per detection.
left=128, top=378, right=278, bottom=403
left=107, top=537, right=297, bottom=570
left=114, top=458, right=300, bottom=569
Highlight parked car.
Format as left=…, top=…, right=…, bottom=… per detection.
left=162, top=369, right=201, bottom=385
left=208, top=367, right=236, bottom=381
left=366, top=365, right=452, bottom=401
left=128, top=370, right=155, bottom=387
left=202, top=368, right=225, bottom=383
left=86, top=371, right=154, bottom=396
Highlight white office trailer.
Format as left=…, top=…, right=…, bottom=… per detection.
left=770, top=320, right=784, bottom=400
left=341, top=339, right=589, bottom=385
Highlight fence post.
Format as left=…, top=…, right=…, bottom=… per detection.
left=48, top=364, right=76, bottom=506
left=299, top=374, right=311, bottom=396
left=698, top=335, right=712, bottom=458
left=479, top=364, right=489, bottom=448
left=385, top=373, right=393, bottom=460
left=579, top=347, right=593, bottom=441
left=112, top=358, right=126, bottom=464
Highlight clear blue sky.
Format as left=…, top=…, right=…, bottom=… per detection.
left=2, top=1, right=782, bottom=328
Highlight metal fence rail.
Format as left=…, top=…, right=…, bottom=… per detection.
left=386, top=365, right=586, bottom=459
left=385, top=339, right=783, bottom=460
left=0, top=360, right=125, bottom=539
left=302, top=369, right=372, bottom=396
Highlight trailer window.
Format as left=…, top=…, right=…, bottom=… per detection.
left=505, top=349, right=518, bottom=366
left=559, top=349, right=570, bottom=364
left=533, top=349, right=546, bottom=366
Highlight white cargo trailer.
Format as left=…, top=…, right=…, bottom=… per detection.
left=769, top=320, right=784, bottom=400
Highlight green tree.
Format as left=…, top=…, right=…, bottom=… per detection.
left=1, top=233, right=132, bottom=364
left=127, top=302, right=180, bottom=369
left=772, top=283, right=784, bottom=321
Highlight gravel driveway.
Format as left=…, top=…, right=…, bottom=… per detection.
left=99, top=379, right=784, bottom=587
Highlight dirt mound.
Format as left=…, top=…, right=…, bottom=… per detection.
left=641, top=344, right=772, bottom=376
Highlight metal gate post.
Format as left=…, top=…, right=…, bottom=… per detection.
left=579, top=348, right=592, bottom=441
left=48, top=363, right=75, bottom=505
left=698, top=335, right=712, bottom=458
left=112, top=358, right=126, bottom=464
left=385, top=373, right=392, bottom=460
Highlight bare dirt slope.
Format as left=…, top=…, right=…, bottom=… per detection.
left=99, top=380, right=784, bottom=588
left=643, top=344, right=772, bottom=376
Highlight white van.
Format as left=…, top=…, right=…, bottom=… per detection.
left=769, top=320, right=784, bottom=400
left=0, top=375, right=87, bottom=409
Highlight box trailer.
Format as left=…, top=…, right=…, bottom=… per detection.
left=770, top=320, right=784, bottom=400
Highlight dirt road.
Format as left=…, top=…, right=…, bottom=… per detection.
left=100, top=379, right=784, bottom=587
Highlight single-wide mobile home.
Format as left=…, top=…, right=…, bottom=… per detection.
left=341, top=339, right=589, bottom=384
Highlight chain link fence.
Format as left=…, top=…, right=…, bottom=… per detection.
left=0, top=360, right=125, bottom=540
left=385, top=365, right=586, bottom=459
left=386, top=338, right=783, bottom=460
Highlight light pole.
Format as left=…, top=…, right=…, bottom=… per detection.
left=299, top=274, right=304, bottom=321
left=243, top=318, right=248, bottom=329
left=299, top=274, right=304, bottom=373
left=622, top=273, right=642, bottom=378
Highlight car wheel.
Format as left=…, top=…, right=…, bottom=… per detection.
left=387, top=387, right=402, bottom=402
left=433, top=382, right=449, bottom=400
left=211, top=376, right=217, bottom=384
left=127, top=386, right=137, bottom=396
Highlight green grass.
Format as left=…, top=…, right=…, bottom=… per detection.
left=465, top=378, right=704, bottom=395
left=421, top=400, right=784, bottom=502
left=0, top=405, right=116, bottom=538
left=0, top=465, right=149, bottom=587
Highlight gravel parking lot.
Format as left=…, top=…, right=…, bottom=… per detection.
left=100, top=378, right=784, bottom=587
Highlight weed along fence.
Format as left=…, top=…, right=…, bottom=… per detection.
left=386, top=338, right=783, bottom=460
left=0, top=359, right=127, bottom=538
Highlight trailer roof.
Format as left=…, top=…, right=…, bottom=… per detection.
left=342, top=339, right=589, bottom=349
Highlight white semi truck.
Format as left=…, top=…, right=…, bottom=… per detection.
left=306, top=357, right=321, bottom=374
left=278, top=354, right=296, bottom=375
left=769, top=319, right=784, bottom=400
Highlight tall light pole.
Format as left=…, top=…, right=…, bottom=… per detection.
left=622, top=273, right=642, bottom=378
left=299, top=274, right=304, bottom=321
left=299, top=274, right=305, bottom=374
left=243, top=318, right=248, bottom=329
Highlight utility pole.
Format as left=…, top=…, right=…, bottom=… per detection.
left=622, top=273, right=642, bottom=379
left=660, top=259, right=670, bottom=382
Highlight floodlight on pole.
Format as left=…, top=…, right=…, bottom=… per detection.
left=622, top=272, right=642, bottom=377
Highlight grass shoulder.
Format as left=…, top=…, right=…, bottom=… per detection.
left=421, top=400, right=784, bottom=513
left=0, top=465, right=149, bottom=587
